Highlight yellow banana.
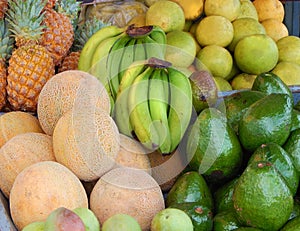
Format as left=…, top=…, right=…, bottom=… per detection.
left=89, top=35, right=122, bottom=85
left=148, top=68, right=172, bottom=154
left=113, top=61, right=147, bottom=137
left=106, top=35, right=132, bottom=99
left=78, top=25, right=125, bottom=72
left=167, top=67, right=193, bottom=152
left=128, top=66, right=159, bottom=151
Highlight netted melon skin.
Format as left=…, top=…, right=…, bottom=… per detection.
left=90, top=167, right=165, bottom=231
left=53, top=108, right=120, bottom=182
left=37, top=70, right=111, bottom=135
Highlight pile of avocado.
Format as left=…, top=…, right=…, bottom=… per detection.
left=166, top=72, right=300, bottom=231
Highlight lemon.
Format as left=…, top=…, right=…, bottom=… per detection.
left=228, top=17, right=266, bottom=52
left=272, top=61, right=300, bottom=86
left=261, top=19, right=289, bottom=42
left=231, top=73, right=257, bottom=90
left=196, top=45, right=233, bottom=78
left=169, top=0, right=204, bottom=20
left=234, top=34, right=278, bottom=74
left=253, top=0, right=285, bottom=22
left=145, top=0, right=185, bottom=33
left=204, top=0, right=241, bottom=22
left=277, top=36, right=300, bottom=66
left=195, top=15, right=234, bottom=47
left=236, top=0, right=259, bottom=20
left=213, top=77, right=233, bottom=92
left=165, top=30, right=197, bottom=68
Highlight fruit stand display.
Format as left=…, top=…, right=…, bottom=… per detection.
left=1, top=0, right=300, bottom=230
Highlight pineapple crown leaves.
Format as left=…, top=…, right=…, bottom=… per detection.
left=6, top=0, right=47, bottom=46
left=0, top=18, right=15, bottom=62
left=55, top=0, right=82, bottom=30
left=72, top=17, right=110, bottom=51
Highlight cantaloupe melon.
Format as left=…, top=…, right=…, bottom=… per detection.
left=9, top=161, right=88, bottom=230
left=52, top=107, right=120, bottom=182
left=37, top=70, right=111, bottom=135
left=89, top=167, right=165, bottom=231
left=0, top=132, right=55, bottom=198
left=253, top=0, right=284, bottom=22
left=0, top=111, right=43, bottom=148
left=114, top=134, right=151, bottom=174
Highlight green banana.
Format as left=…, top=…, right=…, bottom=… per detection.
left=128, top=66, right=159, bottom=151
left=78, top=25, right=125, bottom=72
left=148, top=68, right=172, bottom=154
left=118, top=38, right=136, bottom=84
left=167, top=67, right=193, bottom=152
left=143, top=35, right=165, bottom=60
left=134, top=38, right=147, bottom=62
left=106, top=35, right=132, bottom=99
left=149, top=25, right=167, bottom=45
left=89, top=35, right=122, bottom=85
left=113, top=61, right=147, bottom=137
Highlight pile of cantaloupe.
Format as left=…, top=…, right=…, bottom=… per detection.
left=0, top=70, right=183, bottom=231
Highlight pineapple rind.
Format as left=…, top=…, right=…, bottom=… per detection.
left=6, top=44, right=55, bottom=112
left=6, top=0, right=46, bottom=47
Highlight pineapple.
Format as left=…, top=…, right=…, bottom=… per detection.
left=40, top=0, right=81, bottom=66
left=5, top=0, right=55, bottom=112
left=0, top=19, right=14, bottom=111
left=58, top=51, right=80, bottom=72
left=0, top=0, right=8, bottom=19
left=58, top=17, right=109, bottom=72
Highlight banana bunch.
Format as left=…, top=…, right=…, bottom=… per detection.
left=113, top=57, right=193, bottom=154
left=78, top=24, right=167, bottom=102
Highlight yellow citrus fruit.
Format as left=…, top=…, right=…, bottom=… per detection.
left=236, top=0, right=258, bottom=20
left=228, top=17, right=266, bottom=52
left=204, top=0, right=241, bottom=22
left=272, top=61, right=300, bottom=86
left=170, top=0, right=204, bottom=20
left=165, top=30, right=197, bottom=68
left=261, top=19, right=289, bottom=42
left=253, top=0, right=284, bottom=22
left=234, top=34, right=278, bottom=74
left=231, top=73, right=257, bottom=90
left=195, top=15, right=234, bottom=47
left=145, top=0, right=185, bottom=33
left=127, top=13, right=146, bottom=27
left=277, top=36, right=300, bottom=66
left=196, top=45, right=233, bottom=78
left=213, top=77, right=233, bottom=91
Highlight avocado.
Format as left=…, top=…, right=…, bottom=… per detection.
left=291, top=109, right=300, bottom=132
left=213, top=210, right=241, bottom=231
left=280, top=216, right=300, bottom=231
left=166, top=171, right=213, bottom=210
left=283, top=128, right=300, bottom=173
left=251, top=72, right=293, bottom=104
left=248, top=143, right=299, bottom=195
left=238, top=93, right=293, bottom=152
left=288, top=197, right=300, bottom=221
left=186, top=108, right=243, bottom=185
left=169, top=202, right=213, bottom=231
left=213, top=177, right=239, bottom=213
left=234, top=228, right=262, bottom=231
left=233, top=161, right=294, bottom=231
left=216, top=90, right=266, bottom=133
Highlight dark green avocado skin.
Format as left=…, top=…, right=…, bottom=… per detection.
left=238, top=93, right=293, bottom=152
left=248, top=142, right=299, bottom=196
left=233, top=161, right=293, bottom=231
